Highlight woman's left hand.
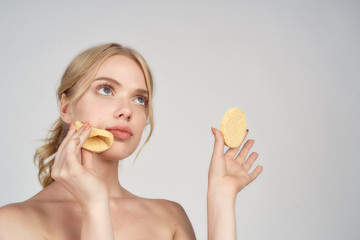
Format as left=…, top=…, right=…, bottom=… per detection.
left=208, top=128, right=263, bottom=199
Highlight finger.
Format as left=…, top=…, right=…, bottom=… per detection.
left=52, top=136, right=80, bottom=179
left=209, top=127, right=225, bottom=172
left=67, top=126, right=93, bottom=174
left=71, top=121, right=90, bottom=143
left=55, top=121, right=87, bottom=167
left=243, top=152, right=259, bottom=171
left=211, top=127, right=224, bottom=160
left=224, top=145, right=240, bottom=161
left=60, top=122, right=91, bottom=169
left=52, top=122, right=91, bottom=179
left=235, top=139, right=255, bottom=165
left=64, top=137, right=83, bottom=166
left=72, top=123, right=92, bottom=160
left=225, top=129, right=249, bottom=160
left=53, top=122, right=77, bottom=170
left=249, top=165, right=263, bottom=182
left=56, top=122, right=76, bottom=156
left=59, top=122, right=77, bottom=150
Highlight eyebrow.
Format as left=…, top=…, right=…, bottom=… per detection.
left=94, top=77, right=149, bottom=96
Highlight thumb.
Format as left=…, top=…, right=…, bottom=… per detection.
left=211, top=127, right=225, bottom=162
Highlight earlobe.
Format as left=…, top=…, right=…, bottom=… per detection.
left=60, top=93, right=72, bottom=124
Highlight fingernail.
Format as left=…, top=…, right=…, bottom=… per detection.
left=211, top=127, right=216, bottom=136
left=69, top=122, right=74, bottom=130
left=85, top=122, right=91, bottom=130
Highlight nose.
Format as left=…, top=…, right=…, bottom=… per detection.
left=114, top=97, right=133, bottom=121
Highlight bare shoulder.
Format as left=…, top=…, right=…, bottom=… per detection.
left=142, top=198, right=196, bottom=239
left=0, top=201, right=47, bottom=239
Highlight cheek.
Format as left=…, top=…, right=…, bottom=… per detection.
left=73, top=98, right=108, bottom=121
left=134, top=109, right=147, bottom=126
left=131, top=110, right=147, bottom=140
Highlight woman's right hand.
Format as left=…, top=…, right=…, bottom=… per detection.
left=52, top=121, right=115, bottom=239
left=51, top=121, right=109, bottom=209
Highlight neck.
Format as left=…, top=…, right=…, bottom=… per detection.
left=89, top=155, right=122, bottom=193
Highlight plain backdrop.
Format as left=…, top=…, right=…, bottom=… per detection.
left=0, top=0, right=359, bottom=239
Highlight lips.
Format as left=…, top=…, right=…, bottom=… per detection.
left=106, top=125, right=133, bottom=140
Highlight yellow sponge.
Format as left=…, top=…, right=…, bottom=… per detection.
left=220, top=108, right=247, bottom=148
left=75, top=121, right=114, bottom=153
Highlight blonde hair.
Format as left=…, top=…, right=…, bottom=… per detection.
left=34, top=43, right=154, bottom=188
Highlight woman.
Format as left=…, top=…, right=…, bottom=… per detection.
left=0, top=43, right=262, bottom=239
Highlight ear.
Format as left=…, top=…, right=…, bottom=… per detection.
left=60, top=93, right=72, bottom=124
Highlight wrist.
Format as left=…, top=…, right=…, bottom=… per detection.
left=81, top=195, right=110, bottom=213
left=207, top=189, right=237, bottom=240
left=207, top=186, right=237, bottom=205
left=207, top=193, right=236, bottom=210
left=80, top=198, right=114, bottom=240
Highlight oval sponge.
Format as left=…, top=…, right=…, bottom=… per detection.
left=220, top=108, right=247, bottom=148
left=75, top=121, right=114, bottom=153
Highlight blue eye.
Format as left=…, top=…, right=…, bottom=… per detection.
left=97, top=84, right=112, bottom=96
left=135, top=96, right=147, bottom=106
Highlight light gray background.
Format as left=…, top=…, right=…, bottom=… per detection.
left=0, top=0, right=359, bottom=239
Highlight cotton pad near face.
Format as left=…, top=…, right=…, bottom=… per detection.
left=75, top=121, right=114, bottom=153
left=220, top=108, right=247, bottom=148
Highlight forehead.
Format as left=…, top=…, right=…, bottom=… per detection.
left=95, top=55, right=146, bottom=89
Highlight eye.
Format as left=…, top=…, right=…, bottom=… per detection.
left=134, top=96, right=148, bottom=106
left=97, top=84, right=113, bottom=96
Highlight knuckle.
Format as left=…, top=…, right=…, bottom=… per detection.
left=65, top=147, right=73, bottom=155
left=58, top=169, right=69, bottom=179
left=51, top=170, right=58, bottom=179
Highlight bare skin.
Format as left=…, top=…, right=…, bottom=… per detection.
left=0, top=54, right=262, bottom=239
left=0, top=182, right=195, bottom=239
left=0, top=126, right=261, bottom=240
left=0, top=55, right=196, bottom=239
left=207, top=128, right=262, bottom=239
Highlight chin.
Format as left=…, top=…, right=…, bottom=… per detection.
left=97, top=143, right=137, bottom=161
